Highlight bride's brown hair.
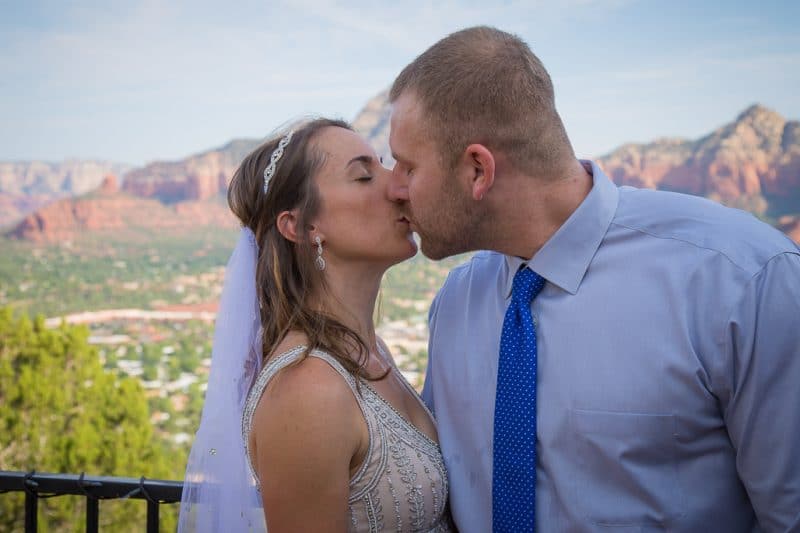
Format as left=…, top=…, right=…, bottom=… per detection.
left=228, top=118, right=381, bottom=379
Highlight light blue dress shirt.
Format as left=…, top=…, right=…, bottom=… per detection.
left=423, top=161, right=800, bottom=532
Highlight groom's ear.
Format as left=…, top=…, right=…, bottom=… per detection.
left=463, top=144, right=495, bottom=201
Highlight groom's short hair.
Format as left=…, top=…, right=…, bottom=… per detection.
left=390, top=25, right=573, bottom=174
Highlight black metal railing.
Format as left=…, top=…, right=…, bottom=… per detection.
left=0, top=470, right=183, bottom=533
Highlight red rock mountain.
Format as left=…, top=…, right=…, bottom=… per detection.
left=4, top=101, right=798, bottom=244
left=0, top=160, right=131, bottom=228
left=597, top=105, right=800, bottom=217
left=351, top=95, right=799, bottom=220
left=9, top=175, right=236, bottom=242
left=4, top=140, right=261, bottom=240
left=353, top=90, right=392, bottom=165
left=121, top=139, right=262, bottom=203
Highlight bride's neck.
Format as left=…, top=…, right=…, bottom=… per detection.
left=313, top=265, right=383, bottom=347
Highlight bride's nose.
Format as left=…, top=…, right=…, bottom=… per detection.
left=378, top=167, right=395, bottom=197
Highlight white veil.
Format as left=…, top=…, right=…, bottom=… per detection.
left=178, top=227, right=267, bottom=532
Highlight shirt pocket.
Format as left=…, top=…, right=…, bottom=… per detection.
left=568, top=408, right=685, bottom=527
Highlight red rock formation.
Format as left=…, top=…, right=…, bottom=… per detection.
left=98, top=174, right=119, bottom=195
left=6, top=102, right=797, bottom=244
left=121, top=140, right=260, bottom=203
left=353, top=89, right=392, bottom=165
left=0, top=193, right=60, bottom=229
left=7, top=192, right=236, bottom=242
left=351, top=95, right=798, bottom=224
left=0, top=161, right=131, bottom=226
left=598, top=105, right=799, bottom=217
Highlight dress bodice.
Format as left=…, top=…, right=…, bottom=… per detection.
left=242, top=346, right=454, bottom=532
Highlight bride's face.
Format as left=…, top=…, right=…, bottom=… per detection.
left=309, top=127, right=417, bottom=270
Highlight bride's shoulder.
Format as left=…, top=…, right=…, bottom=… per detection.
left=263, top=355, right=356, bottom=409
left=250, top=359, right=364, bottom=462
left=259, top=337, right=358, bottom=415
left=249, top=343, right=367, bottom=494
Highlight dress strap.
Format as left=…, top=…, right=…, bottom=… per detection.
left=305, top=350, right=362, bottom=399
left=242, top=345, right=306, bottom=445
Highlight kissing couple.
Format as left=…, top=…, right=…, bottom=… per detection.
left=179, top=26, right=800, bottom=533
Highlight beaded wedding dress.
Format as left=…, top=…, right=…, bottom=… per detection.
left=242, top=346, right=455, bottom=532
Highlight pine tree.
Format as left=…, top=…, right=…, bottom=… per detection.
left=0, top=307, right=180, bottom=532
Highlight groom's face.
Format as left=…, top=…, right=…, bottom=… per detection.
left=388, top=93, right=477, bottom=260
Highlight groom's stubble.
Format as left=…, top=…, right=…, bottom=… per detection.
left=413, top=169, right=488, bottom=261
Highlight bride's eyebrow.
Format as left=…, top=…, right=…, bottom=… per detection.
left=345, top=155, right=374, bottom=169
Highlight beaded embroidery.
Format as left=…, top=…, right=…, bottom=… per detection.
left=241, top=346, right=453, bottom=532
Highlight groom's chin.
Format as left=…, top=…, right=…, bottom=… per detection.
left=418, top=237, right=456, bottom=261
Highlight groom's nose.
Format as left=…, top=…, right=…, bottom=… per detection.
left=388, top=165, right=409, bottom=202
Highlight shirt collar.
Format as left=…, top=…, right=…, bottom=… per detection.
left=504, top=160, right=619, bottom=297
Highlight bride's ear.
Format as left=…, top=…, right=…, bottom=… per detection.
left=276, top=209, right=300, bottom=242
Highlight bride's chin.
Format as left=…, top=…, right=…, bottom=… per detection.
left=388, top=242, right=418, bottom=265
left=379, top=234, right=418, bottom=264
left=405, top=235, right=419, bottom=256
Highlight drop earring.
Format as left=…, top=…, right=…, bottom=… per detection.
left=315, top=236, right=326, bottom=271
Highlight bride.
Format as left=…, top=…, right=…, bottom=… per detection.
left=178, top=118, right=454, bottom=532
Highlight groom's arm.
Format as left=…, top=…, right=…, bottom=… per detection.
left=718, top=252, right=800, bottom=532
left=421, top=290, right=443, bottom=415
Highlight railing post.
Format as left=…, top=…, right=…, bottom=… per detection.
left=23, top=471, right=39, bottom=533
left=24, top=490, right=37, bottom=533
left=86, top=497, right=99, bottom=533
left=78, top=471, right=101, bottom=533
left=147, top=500, right=159, bottom=533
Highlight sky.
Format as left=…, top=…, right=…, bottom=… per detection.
left=1, top=0, right=798, bottom=166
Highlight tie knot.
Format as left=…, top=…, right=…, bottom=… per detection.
left=511, top=266, right=545, bottom=304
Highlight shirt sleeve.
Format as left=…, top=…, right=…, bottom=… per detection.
left=721, top=251, right=800, bottom=532
left=421, top=289, right=443, bottom=415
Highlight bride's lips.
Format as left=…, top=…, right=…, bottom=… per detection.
left=396, top=214, right=417, bottom=233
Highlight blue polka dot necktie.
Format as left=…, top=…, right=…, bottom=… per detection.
left=492, top=266, right=545, bottom=532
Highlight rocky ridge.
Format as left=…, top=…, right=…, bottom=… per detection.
left=597, top=105, right=800, bottom=217
left=9, top=175, right=236, bottom=242
left=120, top=139, right=262, bottom=203
left=4, top=98, right=799, bottom=244
left=353, top=90, right=393, bottom=164
left=0, top=160, right=131, bottom=227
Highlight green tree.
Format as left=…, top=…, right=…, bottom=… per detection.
left=167, top=354, right=182, bottom=381
left=0, top=307, right=181, bottom=532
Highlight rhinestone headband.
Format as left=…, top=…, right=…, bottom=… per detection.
left=263, top=130, right=294, bottom=193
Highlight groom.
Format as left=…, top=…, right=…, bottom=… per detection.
left=387, top=26, right=800, bottom=532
